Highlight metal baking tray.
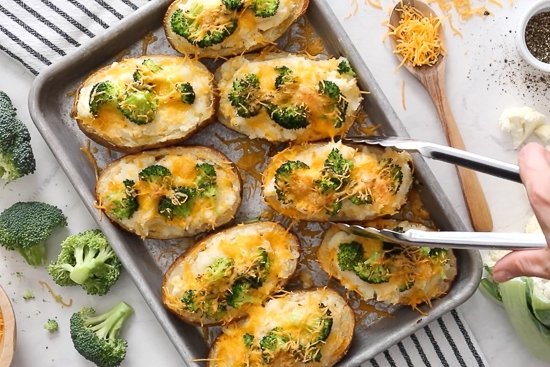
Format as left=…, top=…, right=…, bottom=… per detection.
left=28, top=0, right=482, bottom=365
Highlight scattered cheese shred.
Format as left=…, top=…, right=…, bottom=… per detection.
left=387, top=5, right=444, bottom=67
left=446, top=15, right=463, bottom=37
left=365, top=0, right=383, bottom=10
left=401, top=79, right=407, bottom=110
left=345, top=0, right=360, bottom=18
left=427, top=0, right=487, bottom=20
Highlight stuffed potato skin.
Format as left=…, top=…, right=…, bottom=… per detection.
left=162, top=221, right=300, bottom=325
left=262, top=141, right=413, bottom=221
left=216, top=54, right=362, bottom=142
left=317, top=220, right=458, bottom=308
left=164, top=0, right=309, bottom=58
left=208, top=288, right=354, bottom=367
left=96, top=146, right=241, bottom=239
left=73, top=56, right=216, bottom=152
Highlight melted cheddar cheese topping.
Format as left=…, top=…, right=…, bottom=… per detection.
left=217, top=55, right=362, bottom=142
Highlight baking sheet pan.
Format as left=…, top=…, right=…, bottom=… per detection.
left=28, top=0, right=483, bottom=365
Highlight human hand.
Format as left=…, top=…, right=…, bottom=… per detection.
left=492, top=143, right=550, bottom=282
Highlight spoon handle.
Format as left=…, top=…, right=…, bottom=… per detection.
left=420, top=68, right=494, bottom=232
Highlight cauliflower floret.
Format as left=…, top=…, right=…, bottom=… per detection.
left=499, top=106, right=548, bottom=148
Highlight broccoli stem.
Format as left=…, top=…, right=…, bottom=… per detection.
left=87, top=302, right=133, bottom=340
left=17, top=242, right=46, bottom=266
left=69, top=246, right=115, bottom=285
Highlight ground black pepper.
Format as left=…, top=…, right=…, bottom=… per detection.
left=525, top=11, right=550, bottom=64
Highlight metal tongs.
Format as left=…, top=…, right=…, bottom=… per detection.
left=334, top=136, right=546, bottom=250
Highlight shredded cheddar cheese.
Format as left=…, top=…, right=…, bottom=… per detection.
left=387, top=5, right=444, bottom=67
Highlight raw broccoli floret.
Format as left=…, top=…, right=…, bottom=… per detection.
left=274, top=160, right=310, bottom=203
left=89, top=81, right=120, bottom=117
left=47, top=230, right=121, bottom=296
left=196, top=163, right=217, bottom=197
left=110, top=179, right=139, bottom=220
left=318, top=80, right=348, bottom=128
left=353, top=252, right=389, bottom=284
left=22, top=290, right=35, bottom=301
left=176, top=82, right=196, bottom=105
left=118, top=90, right=158, bottom=125
left=170, top=8, right=238, bottom=48
left=0, top=202, right=67, bottom=266
left=315, top=148, right=353, bottom=193
left=267, top=104, right=309, bottom=130
left=158, top=186, right=197, bottom=219
left=44, top=319, right=59, bottom=333
left=70, top=302, right=133, bottom=367
left=0, top=91, right=36, bottom=182
left=274, top=65, right=294, bottom=89
left=252, top=0, right=280, bottom=17
left=337, top=241, right=363, bottom=271
left=337, top=59, right=356, bottom=76
left=223, top=0, right=243, bottom=10
left=228, top=74, right=262, bottom=118
left=380, top=158, right=403, bottom=193
left=132, top=59, right=162, bottom=84
left=138, top=164, right=171, bottom=183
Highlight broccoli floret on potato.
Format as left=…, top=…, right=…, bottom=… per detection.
left=379, top=158, right=404, bottom=194
left=228, top=74, right=262, bottom=118
left=196, top=163, right=217, bottom=197
left=266, top=104, right=309, bottom=130
left=170, top=8, right=238, bottom=48
left=132, top=59, right=162, bottom=84
left=251, top=0, right=280, bottom=17
left=223, top=0, right=243, bottom=10
left=89, top=81, right=120, bottom=117
left=177, top=82, right=196, bottom=105
left=274, top=65, right=294, bottom=89
left=110, top=179, right=139, bottom=220
left=274, top=160, right=309, bottom=203
left=158, top=186, right=197, bottom=220
left=318, top=80, right=349, bottom=128
left=337, top=241, right=363, bottom=271
left=353, top=252, right=389, bottom=284
left=337, top=59, right=356, bottom=76
left=315, top=148, right=353, bottom=194
left=138, top=164, right=171, bottom=183
left=118, top=89, right=158, bottom=125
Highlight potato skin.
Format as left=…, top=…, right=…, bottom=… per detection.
left=96, top=146, right=242, bottom=239
left=73, top=55, right=217, bottom=152
left=163, top=0, right=309, bottom=58
left=161, top=221, right=300, bottom=325
left=207, top=288, right=355, bottom=367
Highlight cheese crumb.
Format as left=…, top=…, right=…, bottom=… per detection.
left=498, top=106, right=547, bottom=148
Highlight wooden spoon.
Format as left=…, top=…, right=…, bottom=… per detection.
left=0, top=284, right=15, bottom=367
left=389, top=0, right=493, bottom=232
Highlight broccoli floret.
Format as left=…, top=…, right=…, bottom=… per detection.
left=326, top=201, right=343, bottom=216
left=349, top=194, right=372, bottom=205
left=337, top=59, right=356, bottom=76
left=0, top=92, right=36, bottom=182
left=89, top=81, right=120, bottom=117
left=251, top=0, right=280, bottom=17
left=315, top=148, right=353, bottom=193
left=118, top=90, right=158, bottom=125
left=22, top=290, right=35, bottom=301
left=70, top=302, right=133, bottom=367
left=0, top=202, right=67, bottom=266
left=158, top=186, right=196, bottom=219
left=44, top=319, right=59, bottom=333
left=243, top=333, right=254, bottom=348
left=223, top=0, right=243, bottom=10
left=47, top=230, right=121, bottom=296
left=245, top=247, right=270, bottom=287
left=110, top=179, right=139, bottom=220
left=227, top=279, right=253, bottom=309
left=266, top=104, right=309, bottom=130
left=274, top=160, right=309, bottom=203
left=206, top=257, right=234, bottom=281
left=318, top=80, right=348, bottom=128
left=181, top=289, right=198, bottom=312
left=353, top=252, right=389, bottom=284
left=337, top=241, right=363, bottom=271
left=317, top=307, right=333, bottom=342
left=138, top=164, right=171, bottom=183
left=380, top=159, right=403, bottom=193
left=228, top=74, right=262, bottom=118
left=260, top=328, right=288, bottom=363
left=274, top=65, right=294, bottom=88
left=170, top=8, right=238, bottom=48
left=196, top=163, right=217, bottom=197
left=132, top=59, right=162, bottom=84
left=176, top=82, right=196, bottom=105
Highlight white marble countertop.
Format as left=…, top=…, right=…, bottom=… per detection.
left=1, top=1, right=549, bottom=366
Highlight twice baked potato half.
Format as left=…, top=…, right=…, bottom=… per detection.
left=73, top=56, right=216, bottom=152
left=208, top=288, right=354, bottom=367
left=262, top=141, right=413, bottom=221
left=162, top=221, right=300, bottom=325
left=216, top=54, right=362, bottom=142
left=317, top=220, right=458, bottom=308
left=96, top=146, right=241, bottom=239
left=164, top=0, right=308, bottom=58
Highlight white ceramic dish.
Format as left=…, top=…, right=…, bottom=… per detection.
left=517, top=0, right=550, bottom=72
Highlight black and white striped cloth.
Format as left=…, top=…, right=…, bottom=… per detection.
left=0, top=2, right=489, bottom=366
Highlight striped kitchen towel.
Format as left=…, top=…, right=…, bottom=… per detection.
left=0, top=1, right=489, bottom=367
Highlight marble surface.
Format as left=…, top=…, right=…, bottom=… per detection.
left=0, top=0, right=549, bottom=366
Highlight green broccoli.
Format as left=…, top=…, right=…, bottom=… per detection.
left=176, top=82, right=196, bottom=105
left=349, top=194, right=372, bottom=205
left=317, top=306, right=333, bottom=342
left=170, top=8, right=238, bottom=48
left=22, top=290, right=35, bottom=301
left=380, top=159, right=403, bottom=193
left=132, top=59, right=162, bottom=84
left=227, top=279, right=253, bottom=309
left=326, top=200, right=343, bottom=216
left=158, top=186, right=197, bottom=219
left=353, top=252, right=389, bottom=284
left=243, top=333, right=254, bottom=348
left=252, top=0, right=280, bottom=17
left=70, top=302, right=134, bottom=367
left=181, top=290, right=197, bottom=313
left=118, top=90, right=158, bottom=125
left=0, top=202, right=67, bottom=266
left=228, top=74, right=263, bottom=118
left=0, top=91, right=36, bottom=182
left=138, top=164, right=171, bottom=183
left=337, top=59, right=356, bottom=76
left=110, top=179, right=139, bottom=220
left=274, top=65, right=294, bottom=89
left=89, top=81, right=120, bottom=117
left=266, top=104, right=309, bottom=130
left=300, top=305, right=333, bottom=362
left=47, top=230, right=121, bottom=296
left=337, top=241, right=363, bottom=271
left=318, top=80, right=348, bottom=128
left=245, top=247, right=270, bottom=287
left=223, top=0, right=243, bottom=10
left=206, top=257, right=234, bottom=281
left=260, top=328, right=288, bottom=363
left=315, top=148, right=353, bottom=193
left=196, top=163, right=217, bottom=197
left=44, top=319, right=59, bottom=333
left=274, top=160, right=310, bottom=203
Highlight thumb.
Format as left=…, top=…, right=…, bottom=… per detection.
left=492, top=248, right=550, bottom=282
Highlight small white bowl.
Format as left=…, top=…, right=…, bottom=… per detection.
left=517, top=0, right=550, bottom=73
